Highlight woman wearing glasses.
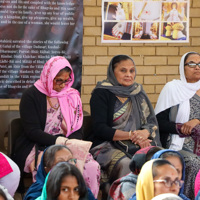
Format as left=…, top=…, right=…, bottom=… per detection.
left=155, top=52, right=200, bottom=153
left=129, top=159, right=184, bottom=200
left=12, top=56, right=100, bottom=198
left=151, top=149, right=189, bottom=200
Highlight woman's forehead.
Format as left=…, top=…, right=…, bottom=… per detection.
left=185, top=54, right=200, bottom=62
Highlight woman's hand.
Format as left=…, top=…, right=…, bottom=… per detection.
left=181, top=119, right=200, bottom=135
left=130, top=129, right=150, bottom=144
left=55, top=136, right=68, bottom=145
left=137, top=139, right=152, bottom=148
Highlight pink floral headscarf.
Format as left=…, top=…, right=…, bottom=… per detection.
left=34, top=56, right=83, bottom=137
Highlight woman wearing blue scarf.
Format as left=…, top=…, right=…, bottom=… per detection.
left=24, top=145, right=96, bottom=200
left=151, top=149, right=190, bottom=200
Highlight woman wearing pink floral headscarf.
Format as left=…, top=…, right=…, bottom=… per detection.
left=12, top=56, right=100, bottom=198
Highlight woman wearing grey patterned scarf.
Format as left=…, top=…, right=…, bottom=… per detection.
left=90, top=55, right=161, bottom=198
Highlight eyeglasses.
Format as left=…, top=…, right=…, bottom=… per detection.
left=153, top=178, right=184, bottom=188
left=68, top=158, right=77, bottom=165
left=184, top=63, right=200, bottom=68
left=54, top=76, right=72, bottom=85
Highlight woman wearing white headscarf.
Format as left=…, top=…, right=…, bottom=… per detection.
left=155, top=52, right=200, bottom=152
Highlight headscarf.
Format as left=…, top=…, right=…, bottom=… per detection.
left=35, top=173, right=49, bottom=200
left=154, top=52, right=200, bottom=150
left=93, top=55, right=161, bottom=145
left=94, top=55, right=137, bottom=97
left=24, top=148, right=48, bottom=200
left=151, top=149, right=190, bottom=200
left=135, top=160, right=155, bottom=200
left=34, top=56, right=83, bottom=137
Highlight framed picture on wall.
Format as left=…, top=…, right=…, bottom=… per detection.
left=101, top=0, right=189, bottom=43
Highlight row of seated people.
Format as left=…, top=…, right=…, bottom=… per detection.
left=2, top=145, right=200, bottom=200
left=0, top=52, right=199, bottom=199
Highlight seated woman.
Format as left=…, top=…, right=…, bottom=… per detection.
left=155, top=52, right=200, bottom=152
left=90, top=55, right=161, bottom=195
left=36, top=162, right=90, bottom=200
left=0, top=152, right=20, bottom=197
left=151, top=149, right=189, bottom=200
left=155, top=52, right=200, bottom=199
left=129, top=159, right=183, bottom=200
left=12, top=56, right=100, bottom=197
left=24, top=145, right=96, bottom=200
left=108, top=146, right=162, bottom=200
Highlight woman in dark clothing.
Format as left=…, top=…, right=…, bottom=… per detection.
left=12, top=56, right=100, bottom=197
left=90, top=55, right=161, bottom=196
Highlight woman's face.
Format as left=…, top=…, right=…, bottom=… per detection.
left=58, top=175, right=80, bottom=200
left=53, top=148, right=73, bottom=166
left=184, top=54, right=200, bottom=83
left=53, top=71, right=71, bottom=92
left=154, top=164, right=180, bottom=197
left=113, top=59, right=135, bottom=87
left=165, top=156, right=183, bottom=180
left=45, top=148, right=73, bottom=173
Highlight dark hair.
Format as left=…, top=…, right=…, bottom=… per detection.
left=146, top=146, right=163, bottom=161
left=112, top=55, right=134, bottom=71
left=184, top=52, right=200, bottom=64
left=46, top=162, right=87, bottom=200
left=56, top=67, right=72, bottom=76
left=43, top=145, right=72, bottom=169
left=152, top=159, right=174, bottom=178
left=129, top=146, right=163, bottom=174
left=171, top=3, right=178, bottom=9
left=0, top=189, right=8, bottom=200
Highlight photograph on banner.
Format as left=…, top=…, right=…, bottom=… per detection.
left=102, top=0, right=189, bottom=43
left=104, top=2, right=132, bottom=20
left=161, top=2, right=188, bottom=21
left=104, top=22, right=132, bottom=40
left=133, top=1, right=161, bottom=21
left=132, top=22, right=159, bottom=40
left=0, top=0, right=83, bottom=98
left=160, top=22, right=187, bottom=40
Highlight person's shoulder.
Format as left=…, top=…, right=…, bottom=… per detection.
left=92, top=88, right=112, bottom=95
left=91, top=88, right=114, bottom=104
left=22, top=85, right=44, bottom=99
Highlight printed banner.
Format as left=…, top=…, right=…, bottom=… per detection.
left=102, top=0, right=189, bottom=43
left=0, top=0, right=83, bottom=98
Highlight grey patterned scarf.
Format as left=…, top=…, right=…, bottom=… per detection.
left=93, top=55, right=161, bottom=145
